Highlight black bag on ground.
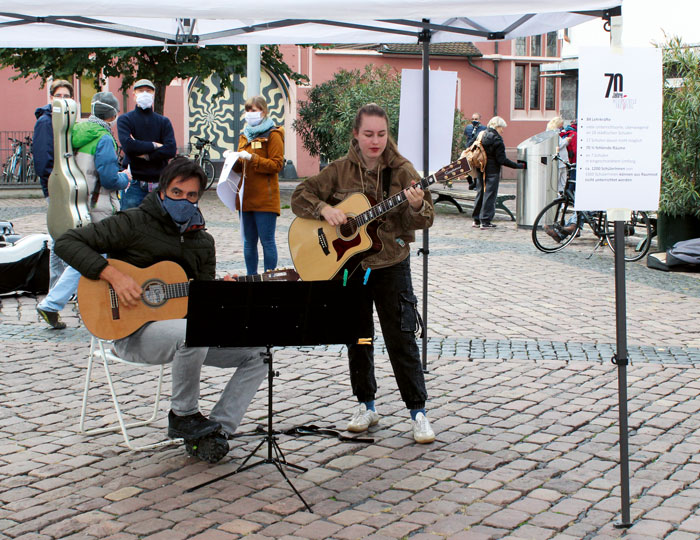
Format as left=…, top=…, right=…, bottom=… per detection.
left=647, top=238, right=700, bottom=272
left=0, top=223, right=51, bottom=294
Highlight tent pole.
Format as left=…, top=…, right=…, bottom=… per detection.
left=419, top=20, right=430, bottom=372
left=247, top=45, right=261, bottom=98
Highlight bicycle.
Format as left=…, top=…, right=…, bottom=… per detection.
left=192, top=136, right=216, bottom=191
left=2, top=136, right=35, bottom=184
left=531, top=156, right=653, bottom=262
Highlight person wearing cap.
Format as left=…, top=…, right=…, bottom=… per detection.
left=36, top=91, right=131, bottom=330
left=117, top=79, right=177, bottom=210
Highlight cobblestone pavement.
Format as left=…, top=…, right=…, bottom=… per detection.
left=2, top=187, right=700, bottom=539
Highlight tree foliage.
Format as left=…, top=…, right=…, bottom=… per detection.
left=294, top=64, right=468, bottom=166
left=661, top=37, right=700, bottom=218
left=0, top=46, right=305, bottom=115
left=293, top=65, right=401, bottom=162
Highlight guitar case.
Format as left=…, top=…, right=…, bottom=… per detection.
left=0, top=222, right=50, bottom=295
left=47, top=98, right=91, bottom=240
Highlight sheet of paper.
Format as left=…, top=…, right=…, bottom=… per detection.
left=575, top=47, right=662, bottom=211
left=216, top=152, right=243, bottom=214
left=215, top=152, right=246, bottom=245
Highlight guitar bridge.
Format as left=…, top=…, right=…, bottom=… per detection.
left=317, top=228, right=330, bottom=255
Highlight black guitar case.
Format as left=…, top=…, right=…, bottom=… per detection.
left=47, top=98, right=91, bottom=240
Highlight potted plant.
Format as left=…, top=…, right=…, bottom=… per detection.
left=659, top=37, right=700, bottom=250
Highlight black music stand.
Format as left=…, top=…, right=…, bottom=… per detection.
left=183, top=280, right=372, bottom=510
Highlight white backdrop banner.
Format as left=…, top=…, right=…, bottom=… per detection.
left=398, top=69, right=457, bottom=176
left=575, top=46, right=662, bottom=211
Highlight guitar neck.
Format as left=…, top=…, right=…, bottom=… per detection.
left=354, top=174, right=434, bottom=227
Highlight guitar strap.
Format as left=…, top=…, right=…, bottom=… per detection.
left=90, top=179, right=101, bottom=207
left=381, top=166, right=392, bottom=200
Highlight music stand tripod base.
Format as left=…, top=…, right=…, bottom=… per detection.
left=184, top=280, right=373, bottom=511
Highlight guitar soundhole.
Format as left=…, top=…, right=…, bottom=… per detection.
left=142, top=280, right=168, bottom=307
left=338, top=216, right=358, bottom=240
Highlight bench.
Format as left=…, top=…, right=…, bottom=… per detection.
left=431, top=184, right=516, bottom=221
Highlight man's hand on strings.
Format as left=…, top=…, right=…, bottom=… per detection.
left=100, top=265, right=143, bottom=308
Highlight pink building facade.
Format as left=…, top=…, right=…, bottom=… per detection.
left=0, top=34, right=564, bottom=180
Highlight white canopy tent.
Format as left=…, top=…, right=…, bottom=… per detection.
left=1, top=1, right=621, bottom=47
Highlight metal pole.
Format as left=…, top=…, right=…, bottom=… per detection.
left=419, top=20, right=430, bottom=371
left=247, top=45, right=261, bottom=98
left=612, top=220, right=632, bottom=528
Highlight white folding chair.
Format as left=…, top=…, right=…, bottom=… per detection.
left=79, top=336, right=182, bottom=451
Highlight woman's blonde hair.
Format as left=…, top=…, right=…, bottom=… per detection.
left=546, top=116, right=564, bottom=131
left=244, top=95, right=268, bottom=115
left=487, top=116, right=507, bottom=129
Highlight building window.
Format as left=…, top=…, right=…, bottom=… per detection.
left=529, top=65, right=541, bottom=109
left=515, top=65, right=526, bottom=110
left=546, top=32, right=558, bottom=56
left=545, top=77, right=556, bottom=110
left=515, top=37, right=527, bottom=56
left=530, top=35, right=542, bottom=56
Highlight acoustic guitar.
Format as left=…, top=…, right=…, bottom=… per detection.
left=47, top=98, right=91, bottom=240
left=77, top=259, right=299, bottom=340
left=288, top=157, right=471, bottom=281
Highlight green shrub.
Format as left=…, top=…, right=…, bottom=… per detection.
left=661, top=37, right=700, bottom=218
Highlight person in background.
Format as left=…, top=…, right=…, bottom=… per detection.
left=232, top=96, right=284, bottom=275
left=36, top=92, right=130, bottom=330
left=472, top=116, right=525, bottom=230
left=291, top=103, right=436, bottom=444
left=117, top=79, right=177, bottom=210
left=33, top=79, right=74, bottom=287
left=464, top=112, right=487, bottom=147
left=546, top=116, right=572, bottom=193
left=464, top=112, right=487, bottom=190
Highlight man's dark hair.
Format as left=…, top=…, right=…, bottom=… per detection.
left=159, top=157, right=208, bottom=195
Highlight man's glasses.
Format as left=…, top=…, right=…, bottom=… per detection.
left=53, top=93, right=72, bottom=99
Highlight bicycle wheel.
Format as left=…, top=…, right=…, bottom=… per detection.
left=202, top=158, right=216, bottom=190
left=604, top=211, right=652, bottom=262
left=532, top=197, right=580, bottom=253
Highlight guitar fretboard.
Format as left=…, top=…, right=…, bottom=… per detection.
left=352, top=174, right=435, bottom=228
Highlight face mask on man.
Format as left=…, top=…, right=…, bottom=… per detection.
left=162, top=196, right=198, bottom=224
left=136, top=91, right=154, bottom=110
left=245, top=111, right=263, bottom=127
left=472, top=120, right=480, bottom=126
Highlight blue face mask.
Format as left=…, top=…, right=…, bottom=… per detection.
left=162, top=195, right=198, bottom=224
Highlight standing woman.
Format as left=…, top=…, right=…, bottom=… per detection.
left=472, top=116, right=525, bottom=230
left=233, top=96, right=285, bottom=275
left=291, top=103, right=436, bottom=444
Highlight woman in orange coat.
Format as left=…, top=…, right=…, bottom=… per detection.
left=233, top=96, right=285, bottom=275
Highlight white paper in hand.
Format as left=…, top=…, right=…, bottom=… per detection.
left=216, top=152, right=243, bottom=214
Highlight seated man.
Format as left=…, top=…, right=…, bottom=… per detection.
left=55, top=158, right=266, bottom=463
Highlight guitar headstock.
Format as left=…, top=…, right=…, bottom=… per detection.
left=262, top=268, right=300, bottom=282
left=434, top=157, right=471, bottom=185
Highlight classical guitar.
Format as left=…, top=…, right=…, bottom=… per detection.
left=77, top=259, right=299, bottom=340
left=288, top=157, right=471, bottom=281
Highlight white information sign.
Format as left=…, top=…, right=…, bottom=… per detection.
left=575, top=47, right=662, bottom=212
left=398, top=69, right=457, bottom=175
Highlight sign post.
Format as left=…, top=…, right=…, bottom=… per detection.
left=576, top=46, right=662, bottom=528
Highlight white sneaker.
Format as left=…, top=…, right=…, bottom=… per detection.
left=347, top=405, right=380, bottom=432
left=412, top=412, right=435, bottom=443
